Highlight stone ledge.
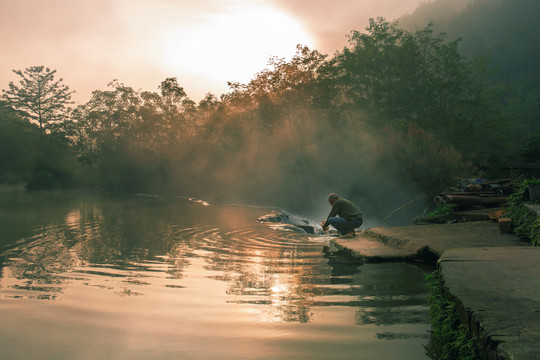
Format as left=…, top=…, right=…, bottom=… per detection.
left=331, top=222, right=537, bottom=359
left=439, top=247, right=540, bottom=360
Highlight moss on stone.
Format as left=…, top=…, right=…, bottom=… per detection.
left=425, top=270, right=478, bottom=360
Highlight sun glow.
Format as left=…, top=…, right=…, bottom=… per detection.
left=158, top=4, right=315, bottom=88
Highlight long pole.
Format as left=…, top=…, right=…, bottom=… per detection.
left=377, top=197, right=422, bottom=227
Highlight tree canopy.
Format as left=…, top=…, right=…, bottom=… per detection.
left=0, top=16, right=536, bottom=218
left=2, top=66, right=74, bottom=130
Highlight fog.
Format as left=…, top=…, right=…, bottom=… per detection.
left=4, top=0, right=539, bottom=229
left=54, top=71, right=433, bottom=228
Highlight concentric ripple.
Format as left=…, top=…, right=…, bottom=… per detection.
left=0, top=192, right=433, bottom=360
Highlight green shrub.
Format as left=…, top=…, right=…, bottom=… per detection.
left=414, top=203, right=456, bottom=224
left=519, top=134, right=540, bottom=163
left=425, top=271, right=478, bottom=360
left=384, top=125, right=474, bottom=201
left=26, top=156, right=74, bottom=190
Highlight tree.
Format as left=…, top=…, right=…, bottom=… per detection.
left=330, top=18, right=471, bottom=131
left=0, top=100, right=77, bottom=188
left=2, top=66, right=74, bottom=130
left=0, top=101, right=41, bottom=182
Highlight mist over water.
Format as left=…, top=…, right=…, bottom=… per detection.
left=2, top=2, right=539, bottom=357
left=0, top=189, right=433, bottom=360
left=58, top=34, right=476, bottom=226
left=153, top=109, right=429, bottom=228
left=3, top=1, right=539, bottom=231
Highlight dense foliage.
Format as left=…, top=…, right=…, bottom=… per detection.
left=1, top=9, right=538, bottom=217
left=399, top=0, right=540, bottom=159
left=0, top=102, right=77, bottom=188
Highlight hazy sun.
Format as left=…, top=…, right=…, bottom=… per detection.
left=158, top=4, right=315, bottom=86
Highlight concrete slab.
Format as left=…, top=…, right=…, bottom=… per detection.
left=439, top=247, right=540, bottom=360
left=330, top=218, right=539, bottom=359
left=331, top=221, right=527, bottom=262
left=331, top=234, right=418, bottom=262
left=363, top=221, right=527, bottom=257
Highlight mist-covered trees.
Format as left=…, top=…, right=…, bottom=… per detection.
left=2, top=66, right=74, bottom=130
left=0, top=102, right=41, bottom=183
left=1, top=14, right=534, bottom=218
left=0, top=100, right=77, bottom=189
left=327, top=18, right=497, bottom=141
left=399, top=0, right=540, bottom=160
left=0, top=67, right=77, bottom=189
left=70, top=78, right=202, bottom=193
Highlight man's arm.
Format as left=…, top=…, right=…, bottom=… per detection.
left=321, top=204, right=338, bottom=230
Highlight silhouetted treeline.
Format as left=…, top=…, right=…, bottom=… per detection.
left=0, top=103, right=76, bottom=189
left=1, top=15, right=538, bottom=221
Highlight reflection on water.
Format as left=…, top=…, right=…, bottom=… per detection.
left=0, top=190, right=433, bottom=360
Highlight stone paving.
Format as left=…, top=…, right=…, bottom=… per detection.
left=332, top=220, right=527, bottom=261
left=440, top=247, right=540, bottom=360
left=331, top=219, right=540, bottom=360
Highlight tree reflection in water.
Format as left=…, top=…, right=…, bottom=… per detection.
left=0, top=192, right=432, bottom=360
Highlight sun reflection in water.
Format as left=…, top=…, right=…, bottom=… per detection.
left=0, top=194, right=432, bottom=360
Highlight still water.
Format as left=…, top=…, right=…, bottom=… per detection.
left=0, top=189, right=433, bottom=360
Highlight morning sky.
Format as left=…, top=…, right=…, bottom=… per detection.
left=0, top=0, right=428, bottom=103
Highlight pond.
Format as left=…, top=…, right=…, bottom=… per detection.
left=0, top=189, right=433, bottom=360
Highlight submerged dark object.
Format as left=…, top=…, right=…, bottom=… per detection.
left=257, top=211, right=316, bottom=234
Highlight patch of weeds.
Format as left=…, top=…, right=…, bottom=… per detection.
left=425, top=271, right=478, bottom=360
left=414, top=203, right=455, bottom=224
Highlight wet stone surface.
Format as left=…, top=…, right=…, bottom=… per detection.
left=333, top=219, right=540, bottom=360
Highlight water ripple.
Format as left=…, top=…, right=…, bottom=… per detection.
left=0, top=194, right=433, bottom=360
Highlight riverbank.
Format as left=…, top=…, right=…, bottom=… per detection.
left=331, top=213, right=540, bottom=360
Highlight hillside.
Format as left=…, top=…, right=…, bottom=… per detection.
left=399, top=0, right=540, bottom=157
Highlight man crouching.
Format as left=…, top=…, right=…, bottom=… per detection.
left=321, top=193, right=363, bottom=238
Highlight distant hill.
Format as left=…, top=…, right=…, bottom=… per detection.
left=398, top=0, right=540, bottom=159
left=398, top=0, right=540, bottom=83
